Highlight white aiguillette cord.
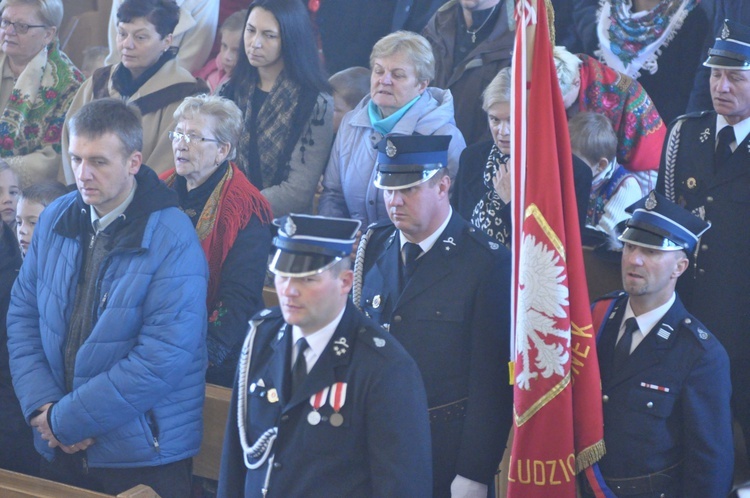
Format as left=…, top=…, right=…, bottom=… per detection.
left=237, top=321, right=279, bottom=495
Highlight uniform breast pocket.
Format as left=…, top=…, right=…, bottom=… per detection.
left=361, top=288, right=390, bottom=326
left=247, top=385, right=281, bottom=435
left=628, top=386, right=677, bottom=419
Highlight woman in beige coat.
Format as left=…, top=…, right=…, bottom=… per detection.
left=61, top=0, right=206, bottom=184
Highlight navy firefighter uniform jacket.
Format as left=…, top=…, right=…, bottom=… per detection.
left=355, top=211, right=513, bottom=497
left=217, top=300, right=433, bottom=498
left=593, top=291, right=733, bottom=497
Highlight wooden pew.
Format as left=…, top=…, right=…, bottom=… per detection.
left=582, top=246, right=622, bottom=301
left=263, top=286, right=279, bottom=308
left=193, top=384, right=232, bottom=481
left=0, top=383, right=233, bottom=496
left=0, top=469, right=157, bottom=497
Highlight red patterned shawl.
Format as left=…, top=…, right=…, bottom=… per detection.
left=161, top=162, right=272, bottom=307
left=576, top=54, right=665, bottom=172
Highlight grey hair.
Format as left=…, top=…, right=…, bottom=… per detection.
left=482, top=67, right=512, bottom=111
left=553, top=46, right=582, bottom=98
left=0, top=0, right=63, bottom=30
left=370, top=30, right=435, bottom=83
left=173, top=94, right=243, bottom=161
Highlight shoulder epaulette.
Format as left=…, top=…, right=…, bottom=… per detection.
left=250, top=307, right=282, bottom=322
left=355, top=324, right=392, bottom=356
left=678, top=315, right=715, bottom=348
left=465, top=225, right=504, bottom=253
left=669, top=110, right=711, bottom=127
left=366, top=219, right=394, bottom=232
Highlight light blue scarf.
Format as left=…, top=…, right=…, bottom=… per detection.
left=368, top=95, right=421, bottom=135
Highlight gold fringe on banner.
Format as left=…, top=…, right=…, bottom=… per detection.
left=545, top=0, right=556, bottom=46
left=576, top=440, right=607, bottom=473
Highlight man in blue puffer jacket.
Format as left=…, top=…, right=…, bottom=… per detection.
left=7, top=98, right=208, bottom=497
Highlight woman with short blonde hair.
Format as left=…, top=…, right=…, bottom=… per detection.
left=319, top=30, right=466, bottom=227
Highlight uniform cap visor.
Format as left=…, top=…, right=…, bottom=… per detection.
left=617, top=227, right=685, bottom=251
left=374, top=168, right=440, bottom=190
left=704, top=53, right=750, bottom=69
left=269, top=250, right=341, bottom=277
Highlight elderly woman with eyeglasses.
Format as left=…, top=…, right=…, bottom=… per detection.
left=0, top=0, right=83, bottom=188
left=61, top=0, right=207, bottom=186
left=160, top=94, right=273, bottom=387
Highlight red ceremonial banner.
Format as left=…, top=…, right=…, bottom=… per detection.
left=506, top=1, right=607, bottom=496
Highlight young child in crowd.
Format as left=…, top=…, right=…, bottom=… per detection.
left=0, top=173, right=58, bottom=477
left=194, top=9, right=247, bottom=94
left=0, top=211, right=25, bottom=477
left=313, top=66, right=371, bottom=214
left=15, top=181, right=68, bottom=256
left=569, top=112, right=642, bottom=245
left=328, top=66, right=370, bottom=133
left=0, top=162, right=19, bottom=233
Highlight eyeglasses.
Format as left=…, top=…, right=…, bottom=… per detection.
left=0, top=19, right=47, bottom=34
left=168, top=131, right=222, bottom=145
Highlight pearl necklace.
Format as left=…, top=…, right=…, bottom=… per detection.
left=466, top=3, right=498, bottom=43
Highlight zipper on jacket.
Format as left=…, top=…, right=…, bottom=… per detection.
left=91, top=257, right=114, bottom=325
left=147, top=410, right=161, bottom=452
left=82, top=454, right=89, bottom=474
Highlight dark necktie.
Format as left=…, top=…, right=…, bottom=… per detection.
left=291, top=338, right=309, bottom=395
left=613, top=317, right=639, bottom=372
left=716, top=125, right=735, bottom=169
left=402, top=242, right=423, bottom=280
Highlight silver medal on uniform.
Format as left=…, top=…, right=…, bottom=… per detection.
left=308, top=387, right=329, bottom=426
left=307, top=411, right=322, bottom=425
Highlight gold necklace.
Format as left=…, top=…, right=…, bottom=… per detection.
left=466, top=3, right=498, bottom=43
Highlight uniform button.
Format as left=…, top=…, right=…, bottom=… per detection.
left=684, top=318, right=692, bottom=324
left=469, top=227, right=476, bottom=232
left=701, top=244, right=708, bottom=251
left=273, top=462, right=282, bottom=469
left=646, top=401, right=654, bottom=409
left=698, top=268, right=706, bottom=276
left=602, top=395, right=609, bottom=403
left=706, top=196, right=714, bottom=203
left=369, top=200, right=374, bottom=205
left=436, top=311, right=442, bottom=317
left=393, top=315, right=402, bottom=323
left=280, top=415, right=289, bottom=422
